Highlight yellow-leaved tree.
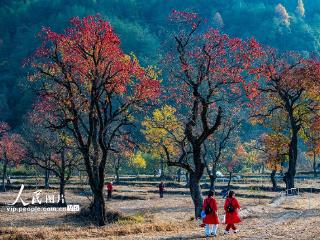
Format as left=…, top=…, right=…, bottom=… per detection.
left=259, top=133, right=289, bottom=190
left=142, top=105, right=184, bottom=178
left=130, top=152, right=147, bottom=176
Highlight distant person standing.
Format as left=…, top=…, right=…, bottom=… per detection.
left=224, top=190, right=241, bottom=234
left=202, top=191, right=219, bottom=237
left=159, top=181, right=164, bottom=198
left=7, top=176, right=11, bottom=185
left=106, top=182, right=113, bottom=200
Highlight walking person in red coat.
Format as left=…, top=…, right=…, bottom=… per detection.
left=224, top=190, right=241, bottom=234
left=202, top=191, right=219, bottom=237
left=106, top=182, right=113, bottom=200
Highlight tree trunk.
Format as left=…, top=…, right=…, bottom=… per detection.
left=284, top=128, right=298, bottom=190
left=115, top=167, right=120, bottom=184
left=44, top=167, right=50, bottom=189
left=227, top=172, right=232, bottom=191
left=271, top=169, right=277, bottom=191
left=313, top=153, right=317, bottom=178
left=160, top=160, right=165, bottom=179
left=58, top=149, right=66, bottom=206
left=91, top=190, right=106, bottom=226
left=189, top=172, right=203, bottom=218
left=185, top=171, right=190, bottom=187
left=209, top=165, right=217, bottom=192
left=189, top=147, right=205, bottom=218
left=176, top=168, right=182, bottom=182
left=2, top=157, right=7, bottom=192
left=58, top=177, right=66, bottom=206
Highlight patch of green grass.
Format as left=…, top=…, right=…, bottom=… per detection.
left=117, top=213, right=145, bottom=225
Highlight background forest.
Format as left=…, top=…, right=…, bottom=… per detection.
left=0, top=0, right=319, bottom=177
left=1, top=0, right=320, bottom=128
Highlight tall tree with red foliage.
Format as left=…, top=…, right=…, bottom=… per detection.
left=0, top=122, right=26, bottom=192
left=163, top=11, right=263, bottom=217
left=28, top=15, right=160, bottom=225
left=251, top=49, right=320, bottom=189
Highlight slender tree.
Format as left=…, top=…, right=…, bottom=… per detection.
left=203, top=117, right=240, bottom=192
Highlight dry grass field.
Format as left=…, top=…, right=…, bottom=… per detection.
left=0, top=178, right=320, bottom=240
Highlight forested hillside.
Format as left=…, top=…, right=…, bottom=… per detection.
left=1, top=0, right=320, bottom=129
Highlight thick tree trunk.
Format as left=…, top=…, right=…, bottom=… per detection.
left=2, top=157, right=7, bottom=192
left=189, top=172, right=203, bottom=218
left=91, top=190, right=106, bottom=226
left=271, top=169, right=277, bottom=191
left=189, top=147, right=205, bottom=218
left=284, top=128, right=298, bottom=190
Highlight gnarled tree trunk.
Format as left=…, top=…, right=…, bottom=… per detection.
left=189, top=172, right=203, bottom=218
left=189, top=147, right=205, bottom=218
left=284, top=127, right=299, bottom=190
left=91, top=189, right=106, bottom=225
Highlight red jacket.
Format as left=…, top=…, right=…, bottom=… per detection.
left=224, top=197, right=241, bottom=224
left=202, top=197, right=219, bottom=224
left=106, top=183, right=113, bottom=191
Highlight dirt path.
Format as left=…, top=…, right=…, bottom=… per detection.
left=118, top=194, right=320, bottom=240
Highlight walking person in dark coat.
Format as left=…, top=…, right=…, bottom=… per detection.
left=159, top=181, right=164, bottom=198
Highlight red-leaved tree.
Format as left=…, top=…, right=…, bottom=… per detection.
left=251, top=49, right=320, bottom=189
left=28, top=15, right=160, bottom=225
left=162, top=11, right=263, bottom=217
left=0, top=122, right=26, bottom=192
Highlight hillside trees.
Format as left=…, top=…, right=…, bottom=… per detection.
left=24, top=109, right=80, bottom=205
left=29, top=15, right=160, bottom=225
left=251, top=49, right=320, bottom=189
left=301, top=116, right=320, bottom=177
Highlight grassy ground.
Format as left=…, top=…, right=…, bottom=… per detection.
left=0, top=177, right=320, bottom=239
